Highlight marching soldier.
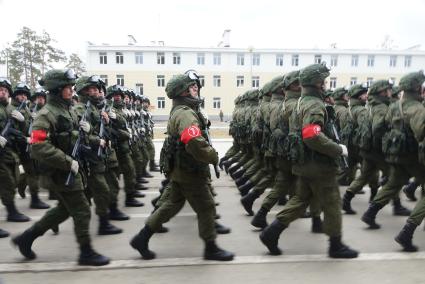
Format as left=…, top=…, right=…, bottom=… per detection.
left=12, top=69, right=109, bottom=266
left=130, top=72, right=234, bottom=261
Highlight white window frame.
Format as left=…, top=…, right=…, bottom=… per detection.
left=197, top=53, right=205, bottom=65
left=99, top=52, right=107, bottom=64
left=213, top=53, right=221, bottom=65
left=276, top=54, right=284, bottom=66
left=135, top=52, right=143, bottom=64
left=351, top=55, right=359, bottom=67
left=157, top=52, right=165, bottom=64
left=136, top=83, right=143, bottom=95
left=330, top=55, right=338, bottom=67
left=100, top=75, right=108, bottom=86
left=157, top=75, right=165, bottom=87
left=157, top=97, right=165, bottom=109
left=291, top=54, right=299, bottom=66
left=390, top=55, right=397, bottom=67
left=252, top=53, right=260, bottom=66
left=330, top=77, right=337, bottom=89
left=213, top=75, right=221, bottom=87
left=213, top=97, right=221, bottom=109
left=236, top=76, right=244, bottom=87
left=367, top=78, right=373, bottom=87
left=116, top=52, right=124, bottom=64
left=252, top=76, right=260, bottom=88
left=350, top=77, right=357, bottom=86
left=314, top=54, right=322, bottom=64
left=198, top=75, right=205, bottom=87
left=116, top=75, right=124, bottom=86
left=172, top=52, right=181, bottom=65
left=404, top=55, right=412, bottom=67
left=367, top=55, right=375, bottom=67
left=237, top=53, right=245, bottom=66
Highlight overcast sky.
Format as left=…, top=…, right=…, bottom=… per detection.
left=1, top=0, right=425, bottom=60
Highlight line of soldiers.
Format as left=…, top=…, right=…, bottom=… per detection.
left=221, top=63, right=425, bottom=257
left=0, top=70, right=160, bottom=266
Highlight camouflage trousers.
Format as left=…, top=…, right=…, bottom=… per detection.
left=146, top=179, right=217, bottom=242
left=0, top=161, right=19, bottom=206
left=87, top=172, right=111, bottom=217
left=32, top=174, right=91, bottom=245
left=276, top=175, right=341, bottom=237
left=347, top=157, right=384, bottom=194
left=117, top=151, right=136, bottom=195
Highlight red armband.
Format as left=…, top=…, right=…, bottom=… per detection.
left=30, top=130, right=47, bottom=144
left=180, top=125, right=201, bottom=144
left=302, top=124, right=321, bottom=140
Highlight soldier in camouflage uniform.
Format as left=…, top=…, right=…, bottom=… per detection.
left=74, top=76, right=123, bottom=235
left=106, top=85, right=144, bottom=207
left=130, top=72, right=233, bottom=261
left=362, top=71, right=425, bottom=230
left=259, top=63, right=358, bottom=259
left=12, top=69, right=109, bottom=266
left=395, top=75, right=425, bottom=251
left=142, top=96, right=160, bottom=173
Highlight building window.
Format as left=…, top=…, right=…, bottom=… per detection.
left=252, top=76, right=260, bottom=88
left=197, top=53, right=205, bottom=65
left=213, top=53, right=221, bottom=65
left=330, top=55, right=338, bottom=67
left=276, top=54, right=284, bottom=66
left=157, top=52, right=165, bottom=64
left=116, top=52, right=124, bottom=64
left=351, top=55, right=359, bottom=67
left=99, top=52, right=108, bottom=64
left=330, top=77, right=337, bottom=89
left=350, top=77, right=357, bottom=86
left=236, top=76, right=244, bottom=87
left=367, top=55, right=375, bottom=67
left=157, top=75, right=165, bottom=87
left=100, top=75, right=108, bottom=86
left=390, top=55, right=397, bottom=67
left=116, top=75, right=124, bottom=86
left=135, top=52, right=143, bottom=64
left=136, top=83, right=143, bottom=95
left=404, top=56, right=412, bottom=67
left=213, top=75, right=221, bottom=87
left=157, top=97, right=165, bottom=109
left=198, top=75, right=205, bottom=87
left=314, top=54, right=322, bottom=64
left=292, top=54, right=299, bottom=66
left=252, top=53, right=260, bottom=66
left=237, top=53, right=245, bottom=66
left=366, top=77, right=373, bottom=87
left=173, top=52, right=181, bottom=65
left=213, top=97, right=221, bottom=109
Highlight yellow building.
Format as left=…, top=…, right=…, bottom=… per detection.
left=86, top=44, right=425, bottom=119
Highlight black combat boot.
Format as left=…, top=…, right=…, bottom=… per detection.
left=260, top=220, right=286, bottom=255
left=135, top=183, right=148, bottom=191
left=0, top=228, right=9, bottom=238
left=251, top=207, right=269, bottom=229
left=6, top=203, right=30, bottom=222
left=149, top=161, right=160, bottom=172
left=109, top=203, right=130, bottom=221
left=78, top=243, right=110, bottom=266
left=223, top=160, right=234, bottom=174
left=403, top=182, right=418, bottom=202
left=238, top=180, right=254, bottom=197
left=156, top=225, right=169, bottom=233
left=125, top=194, right=144, bottom=207
left=12, top=227, right=42, bottom=259
left=311, top=216, right=323, bottom=233
left=51, top=225, right=59, bottom=235
left=235, top=175, right=250, bottom=187
left=215, top=222, right=231, bottom=234
left=98, top=216, right=123, bottom=235
left=240, top=191, right=261, bottom=216
left=328, top=236, right=359, bottom=258
left=342, top=191, right=356, bottom=215
left=228, top=164, right=241, bottom=176
left=214, top=213, right=221, bottom=220
left=361, top=202, right=384, bottom=229
left=30, top=193, right=50, bottom=209
left=133, top=190, right=146, bottom=198
left=204, top=240, right=234, bottom=261
left=142, top=168, right=154, bottom=178
left=230, top=167, right=245, bottom=180
left=395, top=222, right=418, bottom=252
left=369, top=187, right=378, bottom=203
left=130, top=225, right=156, bottom=260
left=392, top=198, right=411, bottom=216
left=137, top=176, right=149, bottom=184
left=218, top=157, right=228, bottom=170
